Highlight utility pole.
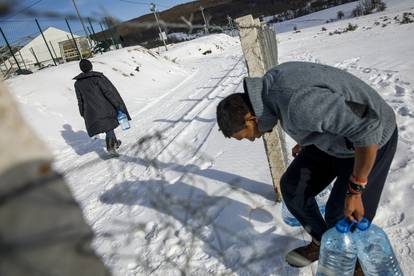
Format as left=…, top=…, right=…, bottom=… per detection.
left=71, top=0, right=92, bottom=47
left=200, top=6, right=209, bottom=34
left=150, top=3, right=168, bottom=51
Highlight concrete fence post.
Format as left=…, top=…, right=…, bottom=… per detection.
left=235, top=15, right=286, bottom=202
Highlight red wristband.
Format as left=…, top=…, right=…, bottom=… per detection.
left=351, top=175, right=368, bottom=185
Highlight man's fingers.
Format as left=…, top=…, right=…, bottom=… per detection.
left=344, top=209, right=357, bottom=223
left=291, top=145, right=301, bottom=157
left=355, top=210, right=364, bottom=222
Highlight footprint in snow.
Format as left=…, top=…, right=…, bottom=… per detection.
left=387, top=212, right=405, bottom=227
left=395, top=85, right=406, bottom=97
left=362, top=68, right=372, bottom=73
left=397, top=106, right=414, bottom=118
left=223, top=245, right=242, bottom=268
left=145, top=223, right=159, bottom=241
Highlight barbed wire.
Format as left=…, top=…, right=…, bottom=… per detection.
left=0, top=3, right=293, bottom=275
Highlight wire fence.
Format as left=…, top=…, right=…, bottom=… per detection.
left=0, top=16, right=108, bottom=77
left=0, top=3, right=239, bottom=79
left=0, top=2, right=287, bottom=276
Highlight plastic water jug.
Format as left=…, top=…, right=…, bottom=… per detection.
left=117, top=111, right=130, bottom=130
left=355, top=219, right=403, bottom=276
left=316, top=218, right=358, bottom=276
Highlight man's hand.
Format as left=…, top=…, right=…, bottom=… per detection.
left=292, top=144, right=302, bottom=157
left=344, top=193, right=364, bottom=223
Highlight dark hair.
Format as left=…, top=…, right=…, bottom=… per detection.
left=216, top=93, right=254, bottom=138
left=79, top=59, right=93, bottom=73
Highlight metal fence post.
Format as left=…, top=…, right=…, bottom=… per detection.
left=49, top=41, right=59, bottom=62
left=104, top=18, right=117, bottom=48
left=0, top=55, right=8, bottom=77
left=35, top=19, right=57, bottom=66
left=30, top=47, right=41, bottom=68
left=88, top=17, right=96, bottom=36
left=65, top=18, right=82, bottom=59
left=235, top=15, right=286, bottom=202
left=99, top=22, right=109, bottom=44
left=18, top=50, right=27, bottom=70
left=0, top=27, right=21, bottom=71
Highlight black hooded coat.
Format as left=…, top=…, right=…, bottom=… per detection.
left=73, top=71, right=131, bottom=137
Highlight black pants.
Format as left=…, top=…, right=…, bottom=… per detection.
left=105, top=129, right=118, bottom=151
left=280, top=129, right=398, bottom=241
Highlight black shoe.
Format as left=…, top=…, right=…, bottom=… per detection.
left=107, top=148, right=119, bottom=157
left=115, top=140, right=122, bottom=149
left=106, top=138, right=115, bottom=151
left=285, top=241, right=320, bottom=267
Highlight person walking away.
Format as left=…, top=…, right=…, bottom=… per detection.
left=73, top=59, right=131, bottom=156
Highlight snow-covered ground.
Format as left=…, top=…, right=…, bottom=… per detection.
left=273, top=1, right=361, bottom=33
left=5, top=0, right=414, bottom=275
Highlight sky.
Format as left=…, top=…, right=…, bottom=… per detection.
left=0, top=0, right=191, bottom=45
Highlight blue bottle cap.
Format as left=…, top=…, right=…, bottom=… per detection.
left=356, top=217, right=371, bottom=231
left=336, top=218, right=353, bottom=233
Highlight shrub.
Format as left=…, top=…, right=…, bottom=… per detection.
left=352, top=5, right=364, bottom=17
left=346, top=23, right=358, bottom=31
left=377, top=2, right=386, bottom=11
left=360, top=0, right=373, bottom=13
left=337, top=10, right=345, bottom=19
left=352, top=0, right=386, bottom=17
left=400, top=12, right=414, bottom=24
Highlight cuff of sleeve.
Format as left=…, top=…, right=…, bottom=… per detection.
left=352, top=131, right=382, bottom=147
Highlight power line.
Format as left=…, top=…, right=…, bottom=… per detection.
left=1, top=0, right=44, bottom=20
left=0, top=18, right=66, bottom=22
left=119, top=0, right=169, bottom=8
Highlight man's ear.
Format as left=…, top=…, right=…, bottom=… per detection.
left=245, top=112, right=257, bottom=122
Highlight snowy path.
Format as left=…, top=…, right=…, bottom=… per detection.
left=7, top=1, right=414, bottom=272
left=50, top=48, right=306, bottom=275
left=7, top=33, right=317, bottom=275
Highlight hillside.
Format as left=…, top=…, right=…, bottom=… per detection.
left=97, top=0, right=357, bottom=47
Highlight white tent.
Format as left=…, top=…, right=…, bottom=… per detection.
left=17, top=27, right=80, bottom=69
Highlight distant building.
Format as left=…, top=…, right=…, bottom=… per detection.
left=3, top=27, right=81, bottom=71
left=59, top=37, right=92, bottom=62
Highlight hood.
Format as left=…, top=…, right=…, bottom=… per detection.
left=244, top=76, right=280, bottom=132
left=73, top=71, right=104, bottom=80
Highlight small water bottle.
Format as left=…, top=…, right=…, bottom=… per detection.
left=355, top=219, right=403, bottom=276
left=117, top=111, right=130, bottom=130
left=316, top=184, right=332, bottom=214
left=281, top=184, right=332, bottom=227
left=316, top=219, right=358, bottom=276
left=281, top=200, right=301, bottom=227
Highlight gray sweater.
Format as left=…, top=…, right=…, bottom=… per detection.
left=244, top=61, right=396, bottom=158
